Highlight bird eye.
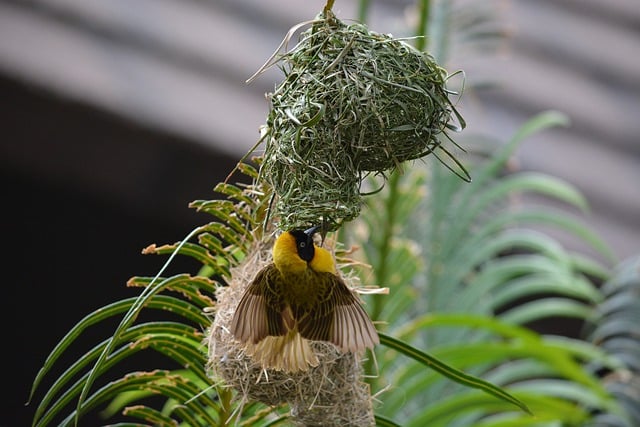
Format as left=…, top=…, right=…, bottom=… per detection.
left=299, top=242, right=306, bottom=248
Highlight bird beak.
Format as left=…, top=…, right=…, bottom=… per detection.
left=304, top=225, right=320, bottom=237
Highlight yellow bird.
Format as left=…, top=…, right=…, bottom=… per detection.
left=230, top=226, right=379, bottom=372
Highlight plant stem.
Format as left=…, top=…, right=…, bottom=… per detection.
left=416, top=0, right=431, bottom=51
left=364, top=170, right=401, bottom=388
left=371, top=170, right=401, bottom=323
left=324, top=0, right=335, bottom=15
left=358, top=0, right=370, bottom=23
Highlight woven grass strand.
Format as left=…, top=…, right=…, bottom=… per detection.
left=259, top=13, right=466, bottom=232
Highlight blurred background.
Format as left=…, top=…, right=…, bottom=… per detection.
left=2, top=0, right=638, bottom=425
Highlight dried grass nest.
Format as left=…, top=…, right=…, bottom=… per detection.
left=257, top=11, right=466, bottom=231
left=206, top=239, right=376, bottom=426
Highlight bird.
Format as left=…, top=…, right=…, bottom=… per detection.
left=229, top=225, right=379, bottom=372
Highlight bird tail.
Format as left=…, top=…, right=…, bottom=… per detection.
left=245, top=330, right=319, bottom=373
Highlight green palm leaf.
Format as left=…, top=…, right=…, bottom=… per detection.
left=351, top=109, right=631, bottom=425
left=379, top=333, right=531, bottom=415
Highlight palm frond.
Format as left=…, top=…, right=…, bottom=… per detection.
left=29, top=162, right=283, bottom=426
left=583, top=255, right=640, bottom=427
left=350, top=111, right=631, bottom=426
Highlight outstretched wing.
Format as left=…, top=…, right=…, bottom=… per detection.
left=230, top=264, right=288, bottom=344
left=297, top=272, right=379, bottom=353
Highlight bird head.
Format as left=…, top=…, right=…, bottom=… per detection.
left=273, top=225, right=336, bottom=275
left=289, top=226, right=319, bottom=262
left=272, top=226, right=319, bottom=274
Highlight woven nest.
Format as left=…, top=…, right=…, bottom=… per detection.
left=258, top=11, right=464, bottom=231
left=206, top=240, right=375, bottom=427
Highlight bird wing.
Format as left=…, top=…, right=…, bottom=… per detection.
left=230, top=264, right=288, bottom=344
left=297, top=272, right=379, bottom=353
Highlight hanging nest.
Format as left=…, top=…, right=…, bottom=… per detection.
left=206, top=239, right=376, bottom=427
left=256, top=11, right=467, bottom=231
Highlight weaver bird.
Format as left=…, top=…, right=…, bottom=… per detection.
left=230, top=226, right=379, bottom=372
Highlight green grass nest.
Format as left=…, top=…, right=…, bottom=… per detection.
left=258, top=12, right=466, bottom=231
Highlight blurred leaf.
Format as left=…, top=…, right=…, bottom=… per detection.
left=379, top=333, right=531, bottom=415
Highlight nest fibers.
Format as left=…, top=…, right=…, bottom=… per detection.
left=207, top=240, right=376, bottom=426
left=254, top=11, right=466, bottom=231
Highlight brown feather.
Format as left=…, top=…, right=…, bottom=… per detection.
left=230, top=265, right=287, bottom=344
left=297, top=271, right=379, bottom=353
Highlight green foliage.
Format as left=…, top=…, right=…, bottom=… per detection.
left=582, top=256, right=640, bottom=427
left=347, top=111, right=636, bottom=426
left=28, top=163, right=288, bottom=426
